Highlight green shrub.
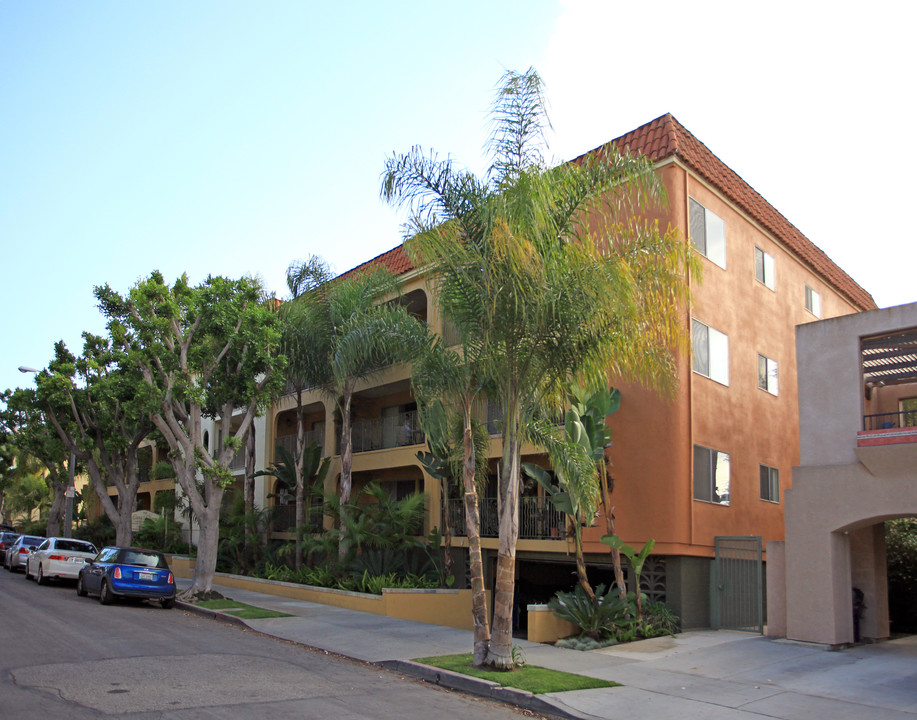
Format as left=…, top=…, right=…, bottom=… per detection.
left=548, top=584, right=637, bottom=640
left=642, top=600, right=680, bottom=637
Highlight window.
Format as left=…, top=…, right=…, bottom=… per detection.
left=692, top=319, right=729, bottom=385
left=754, top=247, right=776, bottom=290
left=760, top=465, right=779, bottom=503
left=694, top=445, right=730, bottom=505
left=689, top=198, right=726, bottom=268
left=805, top=285, right=821, bottom=317
left=757, top=354, right=778, bottom=395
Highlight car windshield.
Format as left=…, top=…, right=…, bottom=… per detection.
left=119, top=550, right=166, bottom=568
left=56, top=540, right=95, bottom=553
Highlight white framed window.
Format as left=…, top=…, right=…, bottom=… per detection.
left=694, top=445, right=730, bottom=505
left=805, top=285, right=821, bottom=317
left=689, top=198, right=726, bottom=268
left=757, top=354, right=778, bottom=395
left=760, top=465, right=779, bottom=503
left=692, top=319, right=729, bottom=386
left=754, top=246, right=776, bottom=290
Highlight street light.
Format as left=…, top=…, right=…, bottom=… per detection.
left=19, top=365, right=75, bottom=538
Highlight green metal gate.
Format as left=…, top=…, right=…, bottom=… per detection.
left=712, top=536, right=763, bottom=633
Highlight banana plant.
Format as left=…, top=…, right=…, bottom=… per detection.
left=600, top=534, right=655, bottom=622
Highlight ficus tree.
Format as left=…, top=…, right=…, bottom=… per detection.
left=95, top=271, right=286, bottom=598
left=34, top=336, right=155, bottom=546
left=1, top=388, right=76, bottom=537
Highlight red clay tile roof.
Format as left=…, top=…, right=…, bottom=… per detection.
left=347, top=114, right=875, bottom=312
left=605, top=113, right=876, bottom=311
left=336, top=243, right=415, bottom=281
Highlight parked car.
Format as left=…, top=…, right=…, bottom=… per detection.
left=4, top=535, right=46, bottom=572
left=0, top=531, right=20, bottom=566
left=77, top=547, right=176, bottom=608
left=25, top=537, right=98, bottom=584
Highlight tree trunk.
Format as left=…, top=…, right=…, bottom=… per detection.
left=244, top=424, right=256, bottom=549
left=486, top=421, right=521, bottom=670
left=188, top=496, right=223, bottom=596
left=441, top=476, right=453, bottom=583
left=572, top=520, right=595, bottom=601
left=294, top=390, right=306, bottom=569
left=599, top=463, right=627, bottom=600
left=46, top=480, right=66, bottom=538
left=338, top=393, right=353, bottom=562
left=462, top=411, right=490, bottom=666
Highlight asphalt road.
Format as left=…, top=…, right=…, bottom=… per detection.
left=0, top=565, right=536, bottom=720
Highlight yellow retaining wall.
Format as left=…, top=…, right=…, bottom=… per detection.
left=170, top=557, right=487, bottom=631
left=526, top=604, right=578, bottom=643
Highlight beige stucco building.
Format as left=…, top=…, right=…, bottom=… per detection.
left=768, top=302, right=917, bottom=646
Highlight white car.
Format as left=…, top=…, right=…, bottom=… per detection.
left=25, top=537, right=98, bottom=584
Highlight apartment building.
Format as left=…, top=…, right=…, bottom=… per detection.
left=166, top=114, right=875, bottom=630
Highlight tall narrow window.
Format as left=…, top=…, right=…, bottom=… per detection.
left=805, top=285, right=821, bottom=317
left=689, top=198, right=726, bottom=268
left=692, top=319, right=729, bottom=385
left=760, top=465, right=779, bottom=502
left=757, top=354, right=778, bottom=395
left=694, top=445, right=730, bottom=505
left=754, top=247, right=776, bottom=290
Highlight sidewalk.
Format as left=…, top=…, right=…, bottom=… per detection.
left=177, top=579, right=917, bottom=720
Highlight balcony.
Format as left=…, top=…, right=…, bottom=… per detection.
left=443, top=497, right=565, bottom=540
left=859, top=411, right=917, bottom=447
left=271, top=502, right=324, bottom=534
left=351, top=411, right=425, bottom=453
left=275, top=429, right=326, bottom=458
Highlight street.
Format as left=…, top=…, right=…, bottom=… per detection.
left=0, top=567, right=535, bottom=720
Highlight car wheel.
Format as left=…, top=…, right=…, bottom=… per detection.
left=161, top=598, right=175, bottom=609
left=77, top=574, right=88, bottom=597
left=36, top=564, right=47, bottom=585
left=99, top=579, right=113, bottom=605
left=24, top=562, right=31, bottom=580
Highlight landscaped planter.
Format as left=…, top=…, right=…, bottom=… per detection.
left=171, top=559, right=489, bottom=631
left=526, top=604, right=578, bottom=643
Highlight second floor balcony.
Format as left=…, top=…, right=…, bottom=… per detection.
left=351, top=410, right=425, bottom=454
left=443, top=496, right=565, bottom=541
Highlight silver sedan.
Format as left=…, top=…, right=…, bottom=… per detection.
left=26, top=537, right=97, bottom=584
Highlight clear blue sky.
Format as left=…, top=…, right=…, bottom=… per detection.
left=3, top=1, right=915, bottom=395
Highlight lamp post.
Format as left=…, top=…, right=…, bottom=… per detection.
left=19, top=365, right=75, bottom=538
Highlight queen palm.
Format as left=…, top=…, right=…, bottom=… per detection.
left=289, top=261, right=429, bottom=561
left=410, top=339, right=492, bottom=665
left=382, top=68, right=696, bottom=668
left=279, top=256, right=333, bottom=568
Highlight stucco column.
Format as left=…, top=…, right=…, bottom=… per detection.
left=850, top=524, right=890, bottom=640
left=786, top=512, right=854, bottom=645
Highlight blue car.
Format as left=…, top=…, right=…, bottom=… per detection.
left=77, top=546, right=176, bottom=608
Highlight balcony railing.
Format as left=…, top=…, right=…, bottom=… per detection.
left=351, top=411, right=425, bottom=453
left=443, top=497, right=565, bottom=540
left=862, top=411, right=917, bottom=431
left=271, top=502, right=324, bottom=534
left=275, top=429, right=326, bottom=458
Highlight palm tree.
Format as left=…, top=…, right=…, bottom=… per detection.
left=278, top=256, right=333, bottom=568
left=411, top=342, right=492, bottom=665
left=382, top=68, right=696, bottom=668
left=288, top=261, right=429, bottom=561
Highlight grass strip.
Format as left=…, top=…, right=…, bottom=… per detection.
left=196, top=598, right=291, bottom=619
left=413, top=653, right=619, bottom=694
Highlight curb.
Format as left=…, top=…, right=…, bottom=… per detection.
left=380, top=659, right=588, bottom=720
left=175, top=600, right=248, bottom=628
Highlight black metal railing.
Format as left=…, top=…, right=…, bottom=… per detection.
left=275, top=430, right=325, bottom=457
left=271, top=502, right=324, bottom=534
left=443, top=497, right=565, bottom=540
left=350, top=411, right=425, bottom=453
left=862, top=411, right=917, bottom=431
